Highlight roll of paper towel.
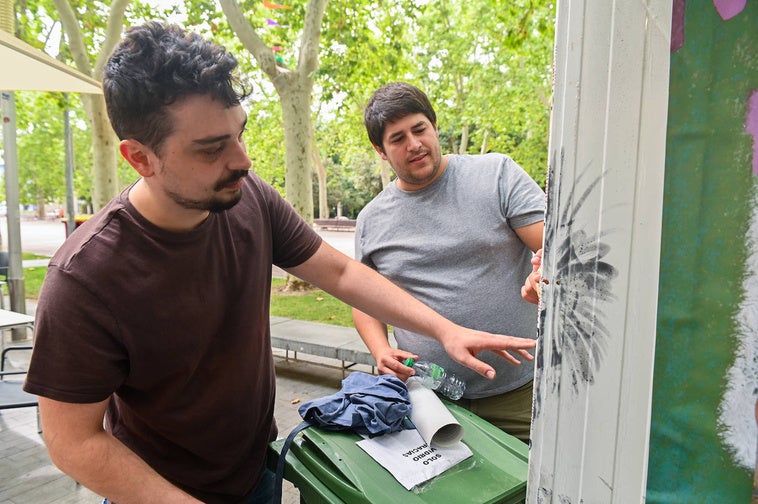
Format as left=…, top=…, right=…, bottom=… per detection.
left=406, top=377, right=464, bottom=447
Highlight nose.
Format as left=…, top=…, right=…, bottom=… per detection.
left=230, top=137, right=252, bottom=171
left=407, top=135, right=422, bottom=152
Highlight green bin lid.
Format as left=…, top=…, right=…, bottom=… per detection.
left=270, top=401, right=528, bottom=504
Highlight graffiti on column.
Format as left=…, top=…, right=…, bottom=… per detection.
left=533, top=148, right=618, bottom=419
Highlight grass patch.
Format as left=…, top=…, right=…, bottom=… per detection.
left=16, top=254, right=51, bottom=299
left=269, top=277, right=353, bottom=327
left=23, top=265, right=47, bottom=299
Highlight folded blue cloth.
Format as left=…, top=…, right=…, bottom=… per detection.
left=298, top=372, right=413, bottom=436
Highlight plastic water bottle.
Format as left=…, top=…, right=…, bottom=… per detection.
left=402, top=358, right=466, bottom=400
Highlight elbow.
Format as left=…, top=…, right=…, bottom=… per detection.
left=38, top=398, right=109, bottom=478
left=42, top=428, right=79, bottom=475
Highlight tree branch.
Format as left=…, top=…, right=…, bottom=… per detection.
left=218, top=0, right=279, bottom=81
left=94, top=0, right=131, bottom=79
left=297, top=0, right=328, bottom=75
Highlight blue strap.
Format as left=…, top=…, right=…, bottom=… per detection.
left=273, top=420, right=312, bottom=504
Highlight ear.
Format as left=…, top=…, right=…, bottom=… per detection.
left=372, top=143, right=388, bottom=161
left=120, top=139, right=157, bottom=177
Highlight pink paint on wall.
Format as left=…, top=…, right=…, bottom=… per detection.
left=713, top=0, right=747, bottom=20
left=671, top=0, right=686, bottom=52
left=747, top=90, right=758, bottom=176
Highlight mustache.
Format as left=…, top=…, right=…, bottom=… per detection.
left=215, top=170, right=249, bottom=190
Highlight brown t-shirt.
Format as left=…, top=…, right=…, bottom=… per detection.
left=25, top=173, right=322, bottom=503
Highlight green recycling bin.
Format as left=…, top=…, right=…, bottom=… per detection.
left=268, top=401, right=528, bottom=504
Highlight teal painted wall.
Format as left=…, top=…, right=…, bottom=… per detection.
left=647, top=2, right=757, bottom=502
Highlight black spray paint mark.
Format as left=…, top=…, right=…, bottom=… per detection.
left=533, top=148, right=619, bottom=419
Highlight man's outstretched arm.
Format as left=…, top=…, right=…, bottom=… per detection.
left=287, top=242, right=536, bottom=380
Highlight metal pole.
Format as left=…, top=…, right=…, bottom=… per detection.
left=64, top=96, right=76, bottom=237
left=1, top=0, right=27, bottom=340
left=1, top=92, right=28, bottom=326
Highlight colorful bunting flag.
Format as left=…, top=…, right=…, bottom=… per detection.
left=266, top=18, right=282, bottom=27
left=263, top=0, right=292, bottom=9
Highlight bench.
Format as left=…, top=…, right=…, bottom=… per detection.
left=313, top=218, right=356, bottom=231
left=0, top=345, right=40, bottom=433
left=270, top=316, right=396, bottom=376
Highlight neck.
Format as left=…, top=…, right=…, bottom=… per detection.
left=397, top=155, right=450, bottom=192
left=128, top=179, right=209, bottom=232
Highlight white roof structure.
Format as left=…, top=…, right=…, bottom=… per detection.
left=0, top=29, right=101, bottom=94
left=1, top=29, right=101, bottom=316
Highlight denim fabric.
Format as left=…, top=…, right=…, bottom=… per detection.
left=242, top=466, right=275, bottom=504
left=297, top=372, right=412, bottom=436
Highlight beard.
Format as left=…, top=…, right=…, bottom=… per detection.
left=163, top=170, right=248, bottom=213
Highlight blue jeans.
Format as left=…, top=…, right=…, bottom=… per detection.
left=102, top=468, right=275, bottom=504
left=242, top=466, right=275, bottom=504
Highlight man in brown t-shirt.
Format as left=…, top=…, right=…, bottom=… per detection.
left=24, top=22, right=537, bottom=504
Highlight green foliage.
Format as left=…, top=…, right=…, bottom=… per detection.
left=14, top=92, right=67, bottom=207
left=410, top=0, right=554, bottom=187
left=313, top=151, right=383, bottom=219
left=310, top=0, right=554, bottom=207
left=13, top=91, right=135, bottom=212
left=11, top=0, right=553, bottom=217
left=244, top=86, right=287, bottom=195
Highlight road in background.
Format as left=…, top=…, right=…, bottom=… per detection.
left=1, top=217, right=67, bottom=256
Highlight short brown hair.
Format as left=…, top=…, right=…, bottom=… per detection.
left=363, top=82, right=437, bottom=149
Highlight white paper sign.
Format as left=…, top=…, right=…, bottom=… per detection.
left=356, top=428, right=473, bottom=490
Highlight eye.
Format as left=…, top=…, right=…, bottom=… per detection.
left=203, top=145, right=224, bottom=157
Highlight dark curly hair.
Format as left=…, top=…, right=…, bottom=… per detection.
left=363, top=82, right=437, bottom=150
left=103, top=22, right=249, bottom=153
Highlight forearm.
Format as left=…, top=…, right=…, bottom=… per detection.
left=352, top=307, right=391, bottom=358
left=40, top=398, right=199, bottom=504
left=291, top=247, right=455, bottom=343
left=58, top=432, right=197, bottom=503
left=352, top=307, right=419, bottom=377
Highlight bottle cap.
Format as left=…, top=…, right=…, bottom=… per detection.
left=402, top=357, right=416, bottom=367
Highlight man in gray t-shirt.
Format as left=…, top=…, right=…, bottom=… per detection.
left=354, top=82, right=545, bottom=442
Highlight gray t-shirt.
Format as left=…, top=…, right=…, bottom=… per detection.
left=355, top=153, right=545, bottom=398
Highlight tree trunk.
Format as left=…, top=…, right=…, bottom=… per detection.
left=83, top=95, right=119, bottom=210
left=36, top=197, right=45, bottom=221
left=281, top=87, right=316, bottom=291
left=220, top=0, right=327, bottom=222
left=452, top=72, right=469, bottom=154
left=53, top=0, right=129, bottom=211
left=280, top=88, right=314, bottom=220
left=220, top=0, right=328, bottom=292
left=313, top=142, right=328, bottom=219
left=458, top=123, right=469, bottom=154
